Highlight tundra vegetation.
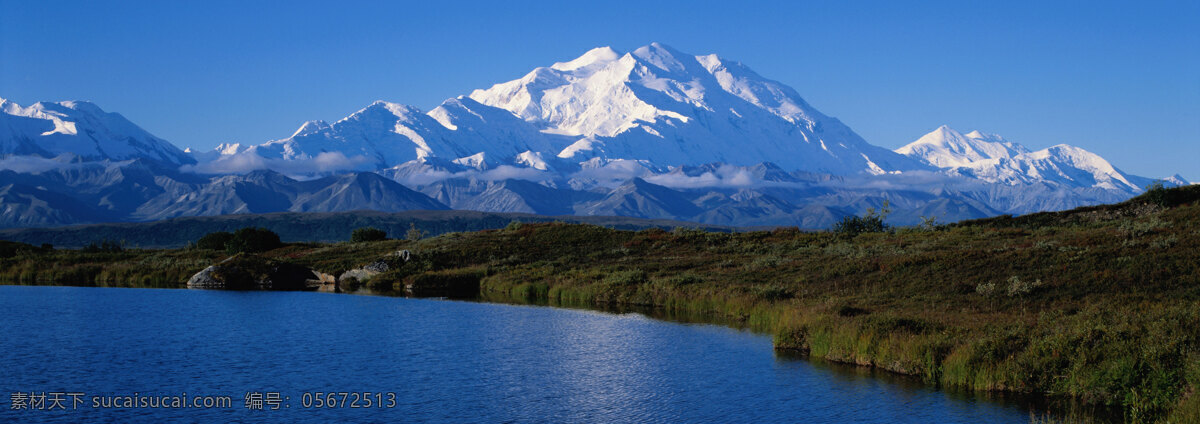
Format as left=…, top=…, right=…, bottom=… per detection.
left=351, top=227, right=388, bottom=242
left=1, top=186, right=1199, bottom=422
left=193, top=227, right=283, bottom=254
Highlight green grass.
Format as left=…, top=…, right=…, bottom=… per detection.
left=3, top=185, right=1200, bottom=422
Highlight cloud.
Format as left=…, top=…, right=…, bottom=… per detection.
left=567, top=159, right=659, bottom=188
left=181, top=151, right=373, bottom=176
left=393, top=169, right=458, bottom=186
left=828, top=170, right=992, bottom=191
left=0, top=155, right=75, bottom=173
left=479, top=165, right=555, bottom=182
left=643, top=164, right=760, bottom=189
left=177, top=152, right=999, bottom=197
left=389, top=163, right=556, bottom=186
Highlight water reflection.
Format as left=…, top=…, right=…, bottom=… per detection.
left=478, top=293, right=1124, bottom=423
left=0, top=286, right=1122, bottom=423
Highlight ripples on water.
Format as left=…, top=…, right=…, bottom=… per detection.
left=0, top=286, right=1093, bottom=423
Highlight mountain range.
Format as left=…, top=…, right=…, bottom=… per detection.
left=0, top=43, right=1189, bottom=229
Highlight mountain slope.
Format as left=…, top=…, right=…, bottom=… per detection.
left=0, top=181, right=111, bottom=227
left=206, top=97, right=575, bottom=174
left=0, top=98, right=194, bottom=166
left=291, top=172, right=448, bottom=212
left=576, top=177, right=703, bottom=220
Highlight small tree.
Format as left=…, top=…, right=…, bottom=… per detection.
left=1143, top=181, right=1168, bottom=208
left=226, top=227, right=282, bottom=254
left=918, top=215, right=940, bottom=231
left=196, top=231, right=234, bottom=250
left=351, top=227, right=388, bottom=242
left=405, top=223, right=425, bottom=241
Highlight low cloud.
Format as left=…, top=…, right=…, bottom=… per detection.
left=179, top=152, right=1000, bottom=196
left=181, top=151, right=373, bottom=176
left=644, top=165, right=759, bottom=189
left=393, top=164, right=557, bottom=186
left=394, top=169, right=459, bottom=186
left=567, top=160, right=659, bottom=188
left=0, top=155, right=75, bottom=173
left=828, top=170, right=991, bottom=191
left=479, top=165, right=555, bottom=182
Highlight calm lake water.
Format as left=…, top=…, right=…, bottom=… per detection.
left=0, top=285, right=1093, bottom=423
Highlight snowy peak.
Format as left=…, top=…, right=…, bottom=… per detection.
left=897, top=126, right=1142, bottom=192
left=0, top=98, right=193, bottom=165
left=550, top=46, right=620, bottom=71
left=213, top=100, right=446, bottom=170
left=469, top=45, right=672, bottom=138
left=897, top=125, right=1029, bottom=168
left=191, top=42, right=925, bottom=176
left=697, top=53, right=817, bottom=125
left=465, top=43, right=925, bottom=174
left=963, top=130, right=1008, bottom=143
left=1025, top=144, right=1137, bottom=191
left=630, top=42, right=694, bottom=74
left=198, top=91, right=582, bottom=175
left=291, top=120, right=331, bottom=137
left=1163, top=174, right=1192, bottom=186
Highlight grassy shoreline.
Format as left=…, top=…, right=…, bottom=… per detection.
left=2, top=186, right=1199, bottom=422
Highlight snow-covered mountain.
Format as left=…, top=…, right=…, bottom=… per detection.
left=466, top=43, right=925, bottom=174
left=199, top=43, right=926, bottom=176
left=896, top=125, right=1029, bottom=168
left=0, top=98, right=193, bottom=166
left=897, top=126, right=1157, bottom=193
left=1, top=44, right=1191, bottom=230
left=203, top=98, right=575, bottom=174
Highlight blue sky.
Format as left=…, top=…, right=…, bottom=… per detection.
left=2, top=0, right=1197, bottom=180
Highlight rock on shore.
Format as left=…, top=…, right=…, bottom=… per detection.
left=186, top=254, right=328, bottom=290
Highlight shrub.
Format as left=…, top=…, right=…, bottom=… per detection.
left=195, top=231, right=234, bottom=250
left=407, top=268, right=485, bottom=298
left=82, top=239, right=125, bottom=253
left=671, top=226, right=704, bottom=235
left=0, top=241, right=38, bottom=258
left=1143, top=181, right=1168, bottom=208
left=351, top=227, right=387, bottom=242
left=833, top=201, right=891, bottom=236
left=602, top=269, right=647, bottom=286
left=225, top=227, right=282, bottom=254
left=1005, top=276, right=1042, bottom=297
left=666, top=272, right=703, bottom=286
left=836, top=305, right=870, bottom=317
left=748, top=255, right=782, bottom=270
left=753, top=284, right=794, bottom=301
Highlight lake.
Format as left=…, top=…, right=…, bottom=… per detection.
left=0, top=285, right=1095, bottom=422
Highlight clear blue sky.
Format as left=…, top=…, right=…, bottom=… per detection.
left=2, top=0, right=1197, bottom=180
